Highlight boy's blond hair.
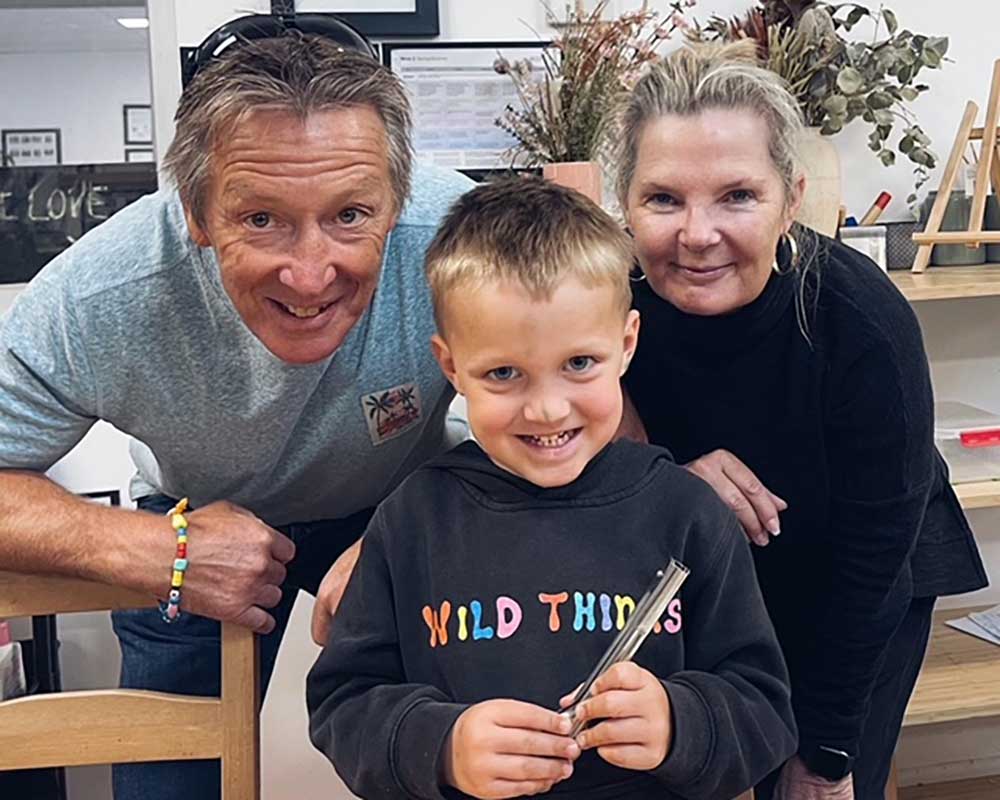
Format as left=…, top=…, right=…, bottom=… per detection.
left=425, top=176, right=633, bottom=329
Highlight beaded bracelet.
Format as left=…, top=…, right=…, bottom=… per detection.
left=159, top=497, right=190, bottom=624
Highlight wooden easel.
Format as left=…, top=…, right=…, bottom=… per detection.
left=912, top=59, right=1000, bottom=273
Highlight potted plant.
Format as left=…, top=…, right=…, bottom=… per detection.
left=691, top=1, right=948, bottom=230
left=494, top=0, right=695, bottom=203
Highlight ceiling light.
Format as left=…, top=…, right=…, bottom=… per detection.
left=117, top=18, right=149, bottom=30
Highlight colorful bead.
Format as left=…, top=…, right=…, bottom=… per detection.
left=160, top=497, right=192, bottom=624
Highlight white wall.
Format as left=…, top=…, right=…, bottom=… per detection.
left=0, top=50, right=151, bottom=165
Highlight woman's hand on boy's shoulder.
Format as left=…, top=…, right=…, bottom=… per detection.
left=561, top=662, right=672, bottom=772
left=684, top=449, right=787, bottom=547
left=441, top=698, right=580, bottom=799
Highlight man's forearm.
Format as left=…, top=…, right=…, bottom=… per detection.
left=0, top=470, right=169, bottom=596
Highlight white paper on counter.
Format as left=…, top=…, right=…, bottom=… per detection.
left=946, top=614, right=1000, bottom=646
left=967, top=604, right=1000, bottom=640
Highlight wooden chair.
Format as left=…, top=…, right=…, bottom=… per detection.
left=0, top=571, right=259, bottom=799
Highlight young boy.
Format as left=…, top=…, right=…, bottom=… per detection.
left=307, top=177, right=796, bottom=800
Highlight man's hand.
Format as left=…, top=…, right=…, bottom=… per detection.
left=311, top=537, right=362, bottom=645
left=180, top=501, right=295, bottom=634
left=560, top=662, right=672, bottom=772
left=442, top=699, right=579, bottom=799
left=684, top=449, right=787, bottom=546
left=774, top=755, right=854, bottom=800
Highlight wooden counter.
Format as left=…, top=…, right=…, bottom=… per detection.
left=890, top=263, right=1000, bottom=302
left=904, top=605, right=1000, bottom=728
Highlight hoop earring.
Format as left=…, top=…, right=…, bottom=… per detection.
left=629, top=263, right=647, bottom=283
left=773, top=230, right=799, bottom=275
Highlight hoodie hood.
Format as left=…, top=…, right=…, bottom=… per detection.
left=426, top=439, right=675, bottom=507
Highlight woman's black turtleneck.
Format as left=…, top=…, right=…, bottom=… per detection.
left=624, top=235, right=987, bottom=761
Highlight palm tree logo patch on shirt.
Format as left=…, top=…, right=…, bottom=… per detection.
left=362, top=382, right=422, bottom=445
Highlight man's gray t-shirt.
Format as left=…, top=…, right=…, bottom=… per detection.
left=0, top=163, right=473, bottom=525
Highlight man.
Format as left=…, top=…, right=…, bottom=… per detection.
left=0, top=31, right=471, bottom=799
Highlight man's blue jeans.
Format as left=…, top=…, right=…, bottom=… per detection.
left=110, top=495, right=373, bottom=800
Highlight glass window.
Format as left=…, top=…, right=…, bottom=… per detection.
left=0, top=2, right=157, bottom=287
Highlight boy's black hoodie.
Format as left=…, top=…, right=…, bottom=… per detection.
left=307, top=440, right=797, bottom=799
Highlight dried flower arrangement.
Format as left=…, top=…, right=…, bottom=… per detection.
left=494, top=0, right=695, bottom=167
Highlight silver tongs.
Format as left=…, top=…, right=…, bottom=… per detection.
left=563, top=558, right=690, bottom=738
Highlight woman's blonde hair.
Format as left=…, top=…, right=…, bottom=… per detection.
left=614, top=40, right=804, bottom=210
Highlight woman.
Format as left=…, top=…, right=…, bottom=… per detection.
left=616, top=42, right=987, bottom=800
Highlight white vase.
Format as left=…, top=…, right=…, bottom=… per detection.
left=795, top=127, right=842, bottom=237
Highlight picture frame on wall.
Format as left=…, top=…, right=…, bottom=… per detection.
left=1, top=128, right=61, bottom=167
left=123, top=104, right=153, bottom=146
left=124, top=147, right=155, bottom=163
left=298, top=0, right=439, bottom=36
left=82, top=490, right=121, bottom=507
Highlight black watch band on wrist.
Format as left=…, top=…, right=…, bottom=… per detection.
left=801, top=745, right=855, bottom=781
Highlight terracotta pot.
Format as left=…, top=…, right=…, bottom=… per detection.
left=542, top=161, right=602, bottom=206
left=795, top=127, right=842, bottom=237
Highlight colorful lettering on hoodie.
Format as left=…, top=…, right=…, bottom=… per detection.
left=421, top=593, right=682, bottom=648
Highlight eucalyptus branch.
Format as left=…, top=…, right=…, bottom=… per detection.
left=689, top=0, right=947, bottom=203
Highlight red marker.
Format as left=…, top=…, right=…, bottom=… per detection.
left=859, top=191, right=891, bottom=225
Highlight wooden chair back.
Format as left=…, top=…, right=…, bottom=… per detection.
left=0, top=571, right=259, bottom=799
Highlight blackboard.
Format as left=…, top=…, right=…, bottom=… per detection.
left=0, top=163, right=158, bottom=285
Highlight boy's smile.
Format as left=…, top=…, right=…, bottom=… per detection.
left=432, top=277, right=640, bottom=488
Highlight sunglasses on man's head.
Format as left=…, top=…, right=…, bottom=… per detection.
left=180, top=13, right=376, bottom=89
